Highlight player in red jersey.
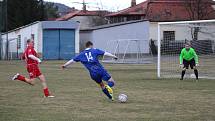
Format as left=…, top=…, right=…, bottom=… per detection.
left=12, top=39, right=54, bottom=98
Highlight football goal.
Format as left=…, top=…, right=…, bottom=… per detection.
left=102, top=39, right=154, bottom=64
left=157, top=20, right=215, bottom=79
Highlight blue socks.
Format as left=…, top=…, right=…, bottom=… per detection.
left=108, top=81, right=114, bottom=87
left=102, top=88, right=112, bottom=99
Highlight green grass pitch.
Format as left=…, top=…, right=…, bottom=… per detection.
left=0, top=61, right=215, bottom=121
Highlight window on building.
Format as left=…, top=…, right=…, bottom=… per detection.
left=17, top=35, right=21, bottom=49
left=163, top=31, right=175, bottom=42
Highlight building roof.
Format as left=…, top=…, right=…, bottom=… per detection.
left=56, top=10, right=110, bottom=21
left=147, top=0, right=215, bottom=22
left=107, top=0, right=215, bottom=22
left=2, top=21, right=79, bottom=35
left=106, top=1, right=148, bottom=16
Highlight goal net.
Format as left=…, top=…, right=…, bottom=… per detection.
left=102, top=39, right=154, bottom=64
left=1, top=38, right=19, bottom=60
left=157, top=20, right=215, bottom=79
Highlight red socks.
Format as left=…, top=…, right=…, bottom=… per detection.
left=16, top=75, right=51, bottom=97
left=43, top=88, right=50, bottom=97
left=17, top=75, right=26, bottom=82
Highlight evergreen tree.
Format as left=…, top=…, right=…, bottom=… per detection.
left=2, top=0, right=59, bottom=32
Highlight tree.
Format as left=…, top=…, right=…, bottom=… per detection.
left=184, top=0, right=215, bottom=40
left=1, top=0, right=59, bottom=60
left=5, top=0, right=42, bottom=31
left=185, top=0, right=215, bottom=20
left=2, top=0, right=59, bottom=32
left=0, top=1, right=3, bottom=32
left=44, top=2, right=59, bottom=19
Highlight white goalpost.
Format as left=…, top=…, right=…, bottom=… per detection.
left=102, top=39, right=154, bottom=64
left=157, top=19, right=215, bottom=79
left=2, top=38, right=19, bottom=60
left=8, top=38, right=19, bottom=60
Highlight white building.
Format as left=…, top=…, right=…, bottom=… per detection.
left=79, top=20, right=215, bottom=56
left=80, top=20, right=150, bottom=54
left=1, top=21, right=80, bottom=60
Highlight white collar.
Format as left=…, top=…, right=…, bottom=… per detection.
left=85, top=48, right=91, bottom=50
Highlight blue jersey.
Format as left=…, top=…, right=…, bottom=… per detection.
left=73, top=48, right=105, bottom=73
left=73, top=48, right=111, bottom=83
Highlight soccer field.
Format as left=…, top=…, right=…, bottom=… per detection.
left=0, top=61, right=215, bottom=121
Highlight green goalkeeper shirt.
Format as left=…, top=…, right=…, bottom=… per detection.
left=179, top=48, right=198, bottom=64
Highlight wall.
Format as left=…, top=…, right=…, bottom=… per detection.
left=42, top=21, right=80, bottom=54
left=1, top=22, right=41, bottom=59
left=1, top=21, right=80, bottom=59
left=79, top=30, right=93, bottom=51
left=149, top=22, right=215, bottom=44
left=69, top=16, right=106, bottom=30
left=69, top=16, right=91, bottom=30
left=150, top=22, right=191, bottom=44
left=92, top=21, right=150, bottom=54
left=75, top=25, right=80, bottom=54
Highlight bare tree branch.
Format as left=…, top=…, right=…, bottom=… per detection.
left=183, top=0, right=215, bottom=40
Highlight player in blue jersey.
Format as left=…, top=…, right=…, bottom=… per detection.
left=62, top=41, right=118, bottom=101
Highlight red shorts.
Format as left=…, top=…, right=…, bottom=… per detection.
left=27, top=64, right=42, bottom=79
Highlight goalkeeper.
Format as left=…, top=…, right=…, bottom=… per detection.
left=179, top=42, right=199, bottom=80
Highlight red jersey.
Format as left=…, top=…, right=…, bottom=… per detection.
left=22, top=46, right=38, bottom=65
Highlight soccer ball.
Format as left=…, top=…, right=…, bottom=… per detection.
left=118, top=94, right=127, bottom=103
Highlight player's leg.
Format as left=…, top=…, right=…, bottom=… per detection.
left=181, top=59, right=188, bottom=80
left=107, top=77, right=115, bottom=87
left=38, top=74, right=54, bottom=97
left=91, top=73, right=113, bottom=100
left=193, top=67, right=198, bottom=80
left=12, top=65, right=37, bottom=85
left=99, top=82, right=113, bottom=100
left=101, top=70, right=114, bottom=96
left=193, top=68, right=198, bottom=80
left=180, top=68, right=186, bottom=80
left=102, top=70, right=115, bottom=87
left=190, top=59, right=198, bottom=80
left=12, top=73, right=35, bottom=85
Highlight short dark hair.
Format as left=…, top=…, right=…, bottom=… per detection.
left=26, top=39, right=32, bottom=43
left=85, top=41, right=93, bottom=48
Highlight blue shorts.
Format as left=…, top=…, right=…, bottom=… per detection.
left=90, top=69, right=111, bottom=84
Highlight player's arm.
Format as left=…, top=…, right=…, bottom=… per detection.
left=95, top=49, right=118, bottom=60
left=62, top=54, right=80, bottom=69
left=104, top=52, right=118, bottom=60
left=192, top=49, right=199, bottom=65
left=62, top=59, right=76, bottom=69
left=28, top=55, right=42, bottom=63
left=27, top=48, right=42, bottom=63
left=179, top=49, right=184, bottom=67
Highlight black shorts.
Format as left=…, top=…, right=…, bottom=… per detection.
left=183, top=58, right=196, bottom=69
